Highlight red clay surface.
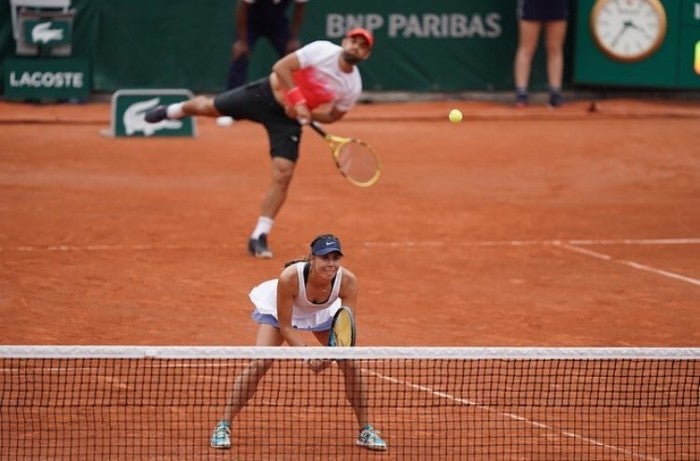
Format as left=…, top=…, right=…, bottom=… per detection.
left=1, top=98, right=699, bottom=347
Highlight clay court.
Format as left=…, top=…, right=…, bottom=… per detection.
left=1, top=97, right=699, bottom=459
left=1, top=97, right=698, bottom=347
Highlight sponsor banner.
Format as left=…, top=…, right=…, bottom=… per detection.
left=16, top=9, right=75, bottom=57
left=3, top=57, right=89, bottom=101
left=110, top=89, right=196, bottom=138
left=64, top=0, right=545, bottom=93
left=23, top=16, right=73, bottom=47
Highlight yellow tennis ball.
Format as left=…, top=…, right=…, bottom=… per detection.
left=448, top=109, right=463, bottom=123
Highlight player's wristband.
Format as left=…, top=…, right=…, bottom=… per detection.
left=286, top=87, right=306, bottom=106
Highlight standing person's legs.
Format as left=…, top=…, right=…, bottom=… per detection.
left=513, top=20, right=542, bottom=106
left=248, top=156, right=296, bottom=259
left=543, top=20, right=568, bottom=107
left=211, top=324, right=284, bottom=450
left=249, top=105, right=301, bottom=258
left=268, top=26, right=293, bottom=58
left=336, top=360, right=387, bottom=450
left=260, top=157, right=295, bottom=219
left=227, top=30, right=260, bottom=90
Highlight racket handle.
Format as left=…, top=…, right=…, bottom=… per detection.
left=309, top=121, right=327, bottom=137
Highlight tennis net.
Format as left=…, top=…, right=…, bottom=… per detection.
left=1, top=346, right=698, bottom=460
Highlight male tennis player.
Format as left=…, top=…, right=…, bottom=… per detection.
left=209, top=234, right=387, bottom=451
left=144, top=28, right=373, bottom=259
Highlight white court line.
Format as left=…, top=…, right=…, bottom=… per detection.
left=1, top=238, right=699, bottom=252
left=366, top=369, right=660, bottom=461
left=0, top=243, right=240, bottom=252
left=363, top=238, right=700, bottom=248
left=557, top=242, right=700, bottom=287
left=2, top=238, right=697, bottom=286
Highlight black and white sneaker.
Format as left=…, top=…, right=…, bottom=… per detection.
left=144, top=105, right=168, bottom=123
left=248, top=234, right=273, bottom=259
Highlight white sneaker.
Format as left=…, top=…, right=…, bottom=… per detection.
left=210, top=420, right=231, bottom=449
left=356, top=424, right=387, bottom=451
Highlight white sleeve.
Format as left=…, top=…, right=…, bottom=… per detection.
left=295, top=41, right=339, bottom=68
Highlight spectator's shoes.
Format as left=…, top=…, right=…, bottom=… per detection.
left=356, top=424, right=387, bottom=451
left=248, top=234, right=273, bottom=259
left=515, top=92, right=528, bottom=108
left=210, top=420, right=231, bottom=449
left=548, top=92, right=564, bottom=108
left=144, top=106, right=168, bottom=123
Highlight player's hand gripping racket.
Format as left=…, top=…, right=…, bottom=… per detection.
left=307, top=307, right=356, bottom=373
left=328, top=306, right=356, bottom=347
left=309, top=122, right=381, bottom=188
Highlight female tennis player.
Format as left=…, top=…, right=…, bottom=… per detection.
left=210, top=234, right=387, bottom=452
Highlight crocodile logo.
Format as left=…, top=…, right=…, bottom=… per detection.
left=123, top=97, right=182, bottom=136
left=32, top=22, right=64, bottom=44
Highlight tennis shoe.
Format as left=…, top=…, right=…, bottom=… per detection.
left=515, top=91, right=528, bottom=108
left=144, top=105, right=168, bottom=123
left=548, top=92, right=564, bottom=108
left=210, top=420, right=231, bottom=449
left=356, top=424, right=387, bottom=451
left=248, top=234, right=273, bottom=259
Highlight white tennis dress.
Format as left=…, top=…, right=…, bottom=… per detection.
left=249, top=262, right=343, bottom=331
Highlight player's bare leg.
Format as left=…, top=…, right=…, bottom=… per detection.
left=249, top=157, right=295, bottom=258
left=211, top=325, right=283, bottom=449
left=181, top=96, right=222, bottom=117
left=261, top=157, right=295, bottom=218
left=544, top=20, right=567, bottom=107
left=513, top=20, right=542, bottom=106
left=144, top=95, right=222, bottom=123
left=337, top=360, right=387, bottom=451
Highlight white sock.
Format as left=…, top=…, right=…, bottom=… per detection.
left=166, top=103, right=185, bottom=119
left=251, top=216, right=274, bottom=239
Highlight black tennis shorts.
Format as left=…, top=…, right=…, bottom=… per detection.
left=517, top=0, right=569, bottom=21
left=213, top=77, right=302, bottom=162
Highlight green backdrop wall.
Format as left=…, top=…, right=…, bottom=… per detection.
left=1, top=0, right=574, bottom=95
left=574, top=0, right=700, bottom=89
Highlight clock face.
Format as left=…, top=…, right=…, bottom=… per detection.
left=590, top=0, right=667, bottom=62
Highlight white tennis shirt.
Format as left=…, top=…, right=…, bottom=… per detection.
left=293, top=40, right=363, bottom=112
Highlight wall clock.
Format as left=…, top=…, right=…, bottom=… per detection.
left=590, top=0, right=667, bottom=62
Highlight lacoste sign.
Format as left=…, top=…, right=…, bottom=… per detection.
left=8, top=71, right=84, bottom=89
left=24, top=20, right=72, bottom=46
left=110, top=89, right=197, bottom=138
left=2, top=57, right=89, bottom=101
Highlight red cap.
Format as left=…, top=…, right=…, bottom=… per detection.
left=346, top=27, right=374, bottom=48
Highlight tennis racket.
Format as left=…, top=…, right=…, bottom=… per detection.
left=309, top=122, right=381, bottom=188
left=328, top=306, right=356, bottom=347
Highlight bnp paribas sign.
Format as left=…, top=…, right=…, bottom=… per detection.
left=3, top=57, right=89, bottom=101
left=109, top=89, right=197, bottom=138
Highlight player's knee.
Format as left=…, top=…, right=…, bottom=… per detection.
left=271, top=160, right=295, bottom=186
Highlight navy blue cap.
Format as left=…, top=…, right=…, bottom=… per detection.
left=311, top=235, right=343, bottom=256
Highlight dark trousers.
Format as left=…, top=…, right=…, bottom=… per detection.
left=227, top=24, right=291, bottom=90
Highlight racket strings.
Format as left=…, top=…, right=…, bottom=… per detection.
left=331, top=310, right=355, bottom=346
left=336, top=142, right=380, bottom=185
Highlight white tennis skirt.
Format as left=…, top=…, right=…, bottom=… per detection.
left=249, top=279, right=342, bottom=331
